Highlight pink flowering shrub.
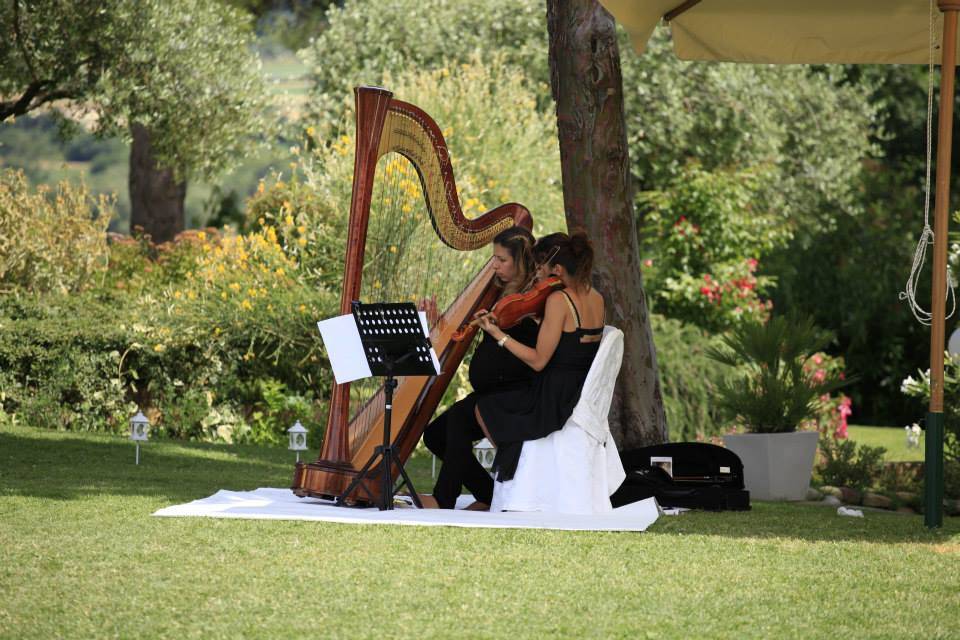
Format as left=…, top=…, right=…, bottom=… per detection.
left=801, top=352, right=853, bottom=439
left=652, top=258, right=775, bottom=332
left=639, top=164, right=789, bottom=331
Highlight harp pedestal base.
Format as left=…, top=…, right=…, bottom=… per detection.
left=292, top=459, right=371, bottom=503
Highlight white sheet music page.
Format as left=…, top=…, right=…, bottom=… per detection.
left=317, top=314, right=372, bottom=384
left=418, top=311, right=441, bottom=375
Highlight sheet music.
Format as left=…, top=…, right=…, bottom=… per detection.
left=317, top=315, right=372, bottom=384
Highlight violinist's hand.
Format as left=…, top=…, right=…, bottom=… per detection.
left=475, top=310, right=502, bottom=338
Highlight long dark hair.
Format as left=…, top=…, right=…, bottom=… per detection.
left=493, top=226, right=536, bottom=295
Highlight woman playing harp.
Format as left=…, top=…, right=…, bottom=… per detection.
left=419, top=227, right=540, bottom=509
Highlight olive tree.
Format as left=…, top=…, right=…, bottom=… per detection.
left=1, top=0, right=269, bottom=242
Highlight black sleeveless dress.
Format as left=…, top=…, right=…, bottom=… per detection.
left=476, top=291, right=602, bottom=482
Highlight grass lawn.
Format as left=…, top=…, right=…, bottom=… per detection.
left=847, top=425, right=925, bottom=462
left=2, top=425, right=958, bottom=639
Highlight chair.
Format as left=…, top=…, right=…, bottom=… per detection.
left=489, top=326, right=627, bottom=514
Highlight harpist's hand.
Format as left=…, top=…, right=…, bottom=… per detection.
left=417, top=295, right=439, bottom=329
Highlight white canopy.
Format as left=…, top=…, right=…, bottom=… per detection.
left=600, top=0, right=954, bottom=64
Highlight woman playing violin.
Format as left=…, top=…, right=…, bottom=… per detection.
left=419, top=226, right=541, bottom=509
left=474, top=230, right=605, bottom=485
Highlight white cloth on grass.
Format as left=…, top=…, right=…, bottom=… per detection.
left=152, top=487, right=659, bottom=532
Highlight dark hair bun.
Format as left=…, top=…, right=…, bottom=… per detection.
left=550, top=229, right=594, bottom=284
left=568, top=230, right=592, bottom=257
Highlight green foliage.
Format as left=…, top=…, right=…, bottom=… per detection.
left=0, top=169, right=113, bottom=294
left=650, top=314, right=734, bottom=441
left=797, top=352, right=853, bottom=432
left=817, top=436, right=887, bottom=489
left=768, top=162, right=935, bottom=425
left=947, top=460, right=960, bottom=499
left=0, top=223, right=335, bottom=443
left=245, top=377, right=318, bottom=446
left=622, top=29, right=879, bottom=236
left=245, top=161, right=345, bottom=292
left=901, top=352, right=960, bottom=465
left=650, top=260, right=772, bottom=333
left=1, top=0, right=271, bottom=180
left=0, top=1, right=134, bottom=117
left=641, top=165, right=790, bottom=274
left=300, top=0, right=549, bottom=131
left=639, top=163, right=789, bottom=331
left=0, top=294, right=136, bottom=432
left=707, top=313, right=849, bottom=433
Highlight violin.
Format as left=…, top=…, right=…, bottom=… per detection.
left=451, top=276, right=565, bottom=342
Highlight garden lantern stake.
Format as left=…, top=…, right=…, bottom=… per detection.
left=288, top=420, right=308, bottom=463
left=473, top=438, right=496, bottom=474
left=129, top=410, right=150, bottom=465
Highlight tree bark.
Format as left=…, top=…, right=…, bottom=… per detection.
left=129, top=123, right=186, bottom=244
left=546, top=0, right=668, bottom=448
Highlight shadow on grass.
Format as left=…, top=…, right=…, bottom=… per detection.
left=1, top=426, right=438, bottom=506
left=5, top=427, right=955, bottom=544
left=646, top=500, right=960, bottom=545
left=0, top=428, right=296, bottom=503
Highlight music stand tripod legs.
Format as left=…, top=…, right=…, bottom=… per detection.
left=338, top=370, right=422, bottom=510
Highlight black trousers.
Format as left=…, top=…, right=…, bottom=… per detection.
left=422, top=394, right=493, bottom=509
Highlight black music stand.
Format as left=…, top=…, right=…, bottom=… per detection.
left=337, top=301, right=438, bottom=510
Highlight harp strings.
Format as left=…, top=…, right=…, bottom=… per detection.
left=344, top=115, right=450, bottom=448
left=344, top=103, right=496, bottom=452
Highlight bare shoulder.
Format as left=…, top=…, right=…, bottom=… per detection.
left=542, top=290, right=570, bottom=320
left=545, top=290, right=568, bottom=310
left=589, top=288, right=605, bottom=308
left=589, top=288, right=606, bottom=322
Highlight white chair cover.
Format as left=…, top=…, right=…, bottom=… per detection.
left=490, top=326, right=627, bottom=514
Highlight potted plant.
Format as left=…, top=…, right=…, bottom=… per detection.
left=707, top=313, right=849, bottom=500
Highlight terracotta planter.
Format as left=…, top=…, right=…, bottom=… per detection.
left=722, top=431, right=819, bottom=501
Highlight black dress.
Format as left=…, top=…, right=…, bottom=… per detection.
left=421, top=316, right=539, bottom=508
left=476, top=291, right=601, bottom=482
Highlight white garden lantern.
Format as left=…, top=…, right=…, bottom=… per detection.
left=288, top=420, right=308, bottom=462
left=129, top=410, right=149, bottom=465
left=473, top=438, right=496, bottom=473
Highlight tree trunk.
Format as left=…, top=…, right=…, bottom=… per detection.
left=546, top=0, right=668, bottom=448
left=129, top=123, right=186, bottom=244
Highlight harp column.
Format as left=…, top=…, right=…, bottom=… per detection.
left=323, top=86, right=394, bottom=466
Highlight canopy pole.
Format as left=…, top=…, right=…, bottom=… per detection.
left=925, top=1, right=959, bottom=529
left=664, top=0, right=702, bottom=22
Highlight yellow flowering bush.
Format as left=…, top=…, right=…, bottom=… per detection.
left=0, top=169, right=114, bottom=294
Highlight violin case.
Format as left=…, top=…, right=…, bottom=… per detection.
left=610, top=442, right=751, bottom=511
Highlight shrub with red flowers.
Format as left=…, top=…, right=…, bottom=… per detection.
left=640, top=163, right=790, bottom=331
left=801, top=351, right=853, bottom=439
left=653, top=258, right=775, bottom=333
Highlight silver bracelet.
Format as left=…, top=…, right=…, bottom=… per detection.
left=497, top=335, right=510, bottom=348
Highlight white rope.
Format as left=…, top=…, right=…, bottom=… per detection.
left=901, top=0, right=958, bottom=325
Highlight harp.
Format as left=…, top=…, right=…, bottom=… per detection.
left=292, top=86, right=532, bottom=504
